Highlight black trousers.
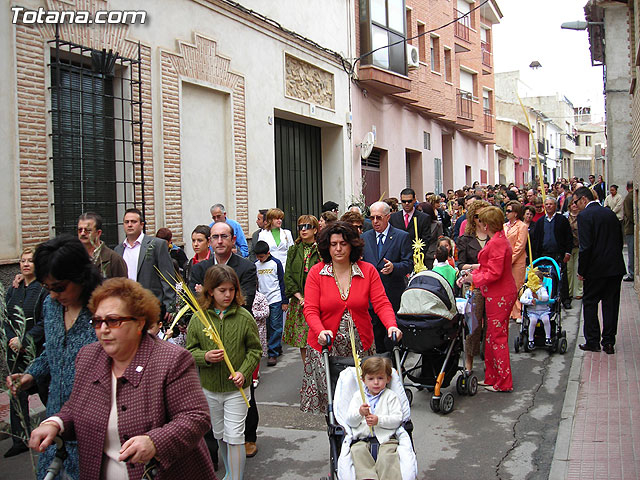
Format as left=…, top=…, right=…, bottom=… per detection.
left=370, top=309, right=393, bottom=354
left=582, top=275, right=623, bottom=346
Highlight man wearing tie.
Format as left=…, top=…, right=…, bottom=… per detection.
left=362, top=201, right=413, bottom=352
left=389, top=188, right=432, bottom=259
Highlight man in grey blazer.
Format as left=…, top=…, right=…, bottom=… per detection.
left=114, top=208, right=176, bottom=319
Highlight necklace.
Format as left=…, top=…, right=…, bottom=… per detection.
left=333, top=263, right=353, bottom=301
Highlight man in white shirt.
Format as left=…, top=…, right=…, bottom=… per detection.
left=114, top=208, right=175, bottom=319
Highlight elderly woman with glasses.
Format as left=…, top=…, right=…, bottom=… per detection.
left=283, top=215, right=321, bottom=363
left=6, top=234, right=102, bottom=479
left=504, top=201, right=528, bottom=323
left=28, top=278, right=216, bottom=479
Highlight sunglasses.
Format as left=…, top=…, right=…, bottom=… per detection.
left=77, top=227, right=93, bottom=233
left=90, top=315, right=138, bottom=329
left=505, top=209, right=513, bottom=213
left=371, top=215, right=386, bottom=221
left=298, top=223, right=314, bottom=231
left=42, top=280, right=69, bottom=293
left=535, top=205, right=543, bottom=209
left=400, top=199, right=414, bottom=204
left=473, top=214, right=479, bottom=219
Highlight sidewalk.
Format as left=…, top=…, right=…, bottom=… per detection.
left=550, top=280, right=640, bottom=479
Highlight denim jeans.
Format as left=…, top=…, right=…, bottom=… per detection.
left=626, top=234, right=634, bottom=275
left=267, top=302, right=284, bottom=358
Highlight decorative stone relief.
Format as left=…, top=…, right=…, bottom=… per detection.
left=285, top=54, right=334, bottom=109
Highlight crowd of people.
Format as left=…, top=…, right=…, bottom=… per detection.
left=1, top=173, right=631, bottom=479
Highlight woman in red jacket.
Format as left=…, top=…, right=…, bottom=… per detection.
left=460, top=206, right=517, bottom=392
left=300, top=222, right=402, bottom=413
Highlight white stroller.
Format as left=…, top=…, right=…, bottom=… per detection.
left=332, top=366, right=418, bottom=480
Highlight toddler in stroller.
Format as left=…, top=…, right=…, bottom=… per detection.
left=520, top=270, right=551, bottom=350
left=331, top=357, right=417, bottom=480
left=345, top=357, right=403, bottom=480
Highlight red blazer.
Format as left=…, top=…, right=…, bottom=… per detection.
left=304, top=260, right=396, bottom=352
left=56, top=333, right=215, bottom=479
left=471, top=230, right=517, bottom=298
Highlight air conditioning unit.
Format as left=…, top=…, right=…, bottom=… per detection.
left=406, top=44, right=419, bottom=69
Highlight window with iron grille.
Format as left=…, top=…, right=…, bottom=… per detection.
left=424, top=131, right=431, bottom=150
left=405, top=152, right=411, bottom=188
left=49, top=32, right=144, bottom=247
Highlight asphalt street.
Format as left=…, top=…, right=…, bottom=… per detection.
left=1, top=304, right=581, bottom=480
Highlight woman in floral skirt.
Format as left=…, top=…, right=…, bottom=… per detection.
left=283, top=215, right=320, bottom=363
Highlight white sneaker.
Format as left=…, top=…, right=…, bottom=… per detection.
left=516, top=318, right=522, bottom=324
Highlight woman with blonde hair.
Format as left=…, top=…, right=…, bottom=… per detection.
left=504, top=201, right=528, bottom=323
left=455, top=200, right=489, bottom=374
left=258, top=208, right=294, bottom=271
left=459, top=206, right=517, bottom=392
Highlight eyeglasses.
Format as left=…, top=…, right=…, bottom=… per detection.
left=77, top=227, right=93, bottom=233
left=211, top=234, right=231, bottom=240
left=42, top=280, right=69, bottom=293
left=298, top=223, right=314, bottom=231
left=90, top=315, right=138, bottom=329
left=400, top=199, right=414, bottom=204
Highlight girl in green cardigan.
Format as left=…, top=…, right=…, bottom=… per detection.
left=187, top=264, right=261, bottom=480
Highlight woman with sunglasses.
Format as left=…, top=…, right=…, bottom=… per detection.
left=6, top=234, right=101, bottom=479
left=28, top=277, right=216, bottom=479
left=504, top=201, right=528, bottom=323
left=283, top=215, right=321, bottom=363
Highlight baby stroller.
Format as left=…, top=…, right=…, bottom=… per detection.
left=322, top=336, right=416, bottom=480
left=513, top=256, right=568, bottom=354
left=395, top=271, right=477, bottom=415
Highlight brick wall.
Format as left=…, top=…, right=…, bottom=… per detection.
left=355, top=0, right=497, bottom=145
left=160, top=34, right=249, bottom=241
left=14, top=0, right=155, bottom=248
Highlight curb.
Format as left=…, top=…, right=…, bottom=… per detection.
left=548, top=318, right=584, bottom=480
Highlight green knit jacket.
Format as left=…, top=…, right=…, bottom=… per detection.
left=186, top=304, right=261, bottom=393
left=284, top=241, right=320, bottom=298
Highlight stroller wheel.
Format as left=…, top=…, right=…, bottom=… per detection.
left=430, top=396, right=441, bottom=413
left=558, top=338, right=568, bottom=354
left=404, top=388, right=414, bottom=406
left=440, top=392, right=455, bottom=414
left=467, top=375, right=479, bottom=396
left=456, top=375, right=467, bottom=396
left=514, top=336, right=520, bottom=353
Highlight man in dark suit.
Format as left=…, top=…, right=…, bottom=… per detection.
left=115, top=208, right=175, bottom=319
left=531, top=196, right=573, bottom=309
left=574, top=187, right=626, bottom=354
left=362, top=201, right=413, bottom=352
left=187, top=221, right=260, bottom=458
left=389, top=188, right=432, bottom=258
left=188, top=222, right=257, bottom=309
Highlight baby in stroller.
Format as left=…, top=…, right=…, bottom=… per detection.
left=345, top=357, right=403, bottom=480
left=520, top=269, right=551, bottom=350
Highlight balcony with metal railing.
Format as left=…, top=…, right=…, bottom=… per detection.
left=454, top=9, right=470, bottom=42
left=481, top=41, right=491, bottom=67
left=457, top=89, right=473, bottom=121
left=483, top=108, right=493, bottom=133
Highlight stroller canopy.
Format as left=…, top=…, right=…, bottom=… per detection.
left=397, top=270, right=457, bottom=320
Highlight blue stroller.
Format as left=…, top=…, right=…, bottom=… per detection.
left=513, top=256, right=568, bottom=354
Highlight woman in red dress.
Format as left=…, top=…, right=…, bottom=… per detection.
left=460, top=206, right=517, bottom=392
